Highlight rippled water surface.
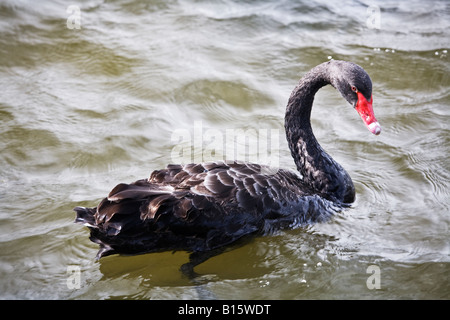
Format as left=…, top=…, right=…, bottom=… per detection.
left=0, top=0, right=449, bottom=299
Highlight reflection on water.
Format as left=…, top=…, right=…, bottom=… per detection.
left=0, top=0, right=449, bottom=299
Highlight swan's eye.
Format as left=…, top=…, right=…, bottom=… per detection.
left=351, top=86, right=358, bottom=92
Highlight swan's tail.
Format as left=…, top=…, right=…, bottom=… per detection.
left=74, top=206, right=97, bottom=228
left=74, top=206, right=117, bottom=259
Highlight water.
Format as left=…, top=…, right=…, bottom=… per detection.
left=0, top=0, right=449, bottom=299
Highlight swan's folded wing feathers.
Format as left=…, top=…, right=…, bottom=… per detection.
left=186, top=194, right=210, bottom=211
left=243, top=177, right=257, bottom=197
left=140, top=194, right=174, bottom=220
left=108, top=180, right=173, bottom=201
left=203, top=173, right=234, bottom=195
left=173, top=169, right=189, bottom=182
left=203, top=161, right=229, bottom=171
left=245, top=162, right=263, bottom=173
left=149, top=169, right=167, bottom=183
left=216, top=170, right=235, bottom=186
left=174, top=198, right=193, bottom=219
left=252, top=174, right=270, bottom=187
left=183, top=163, right=207, bottom=175
left=236, top=189, right=258, bottom=211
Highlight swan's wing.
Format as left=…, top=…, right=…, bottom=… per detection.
left=85, top=161, right=310, bottom=255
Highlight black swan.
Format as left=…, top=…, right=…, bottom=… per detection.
left=74, top=60, right=380, bottom=276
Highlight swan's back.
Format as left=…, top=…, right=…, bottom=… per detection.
left=75, top=160, right=337, bottom=259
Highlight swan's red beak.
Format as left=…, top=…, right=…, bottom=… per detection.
left=355, top=92, right=381, bottom=135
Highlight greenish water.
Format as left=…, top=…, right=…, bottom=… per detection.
left=0, top=0, right=449, bottom=299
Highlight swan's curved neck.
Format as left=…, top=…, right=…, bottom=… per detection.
left=284, top=62, right=355, bottom=203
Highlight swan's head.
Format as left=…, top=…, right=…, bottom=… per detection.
left=330, top=60, right=381, bottom=135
